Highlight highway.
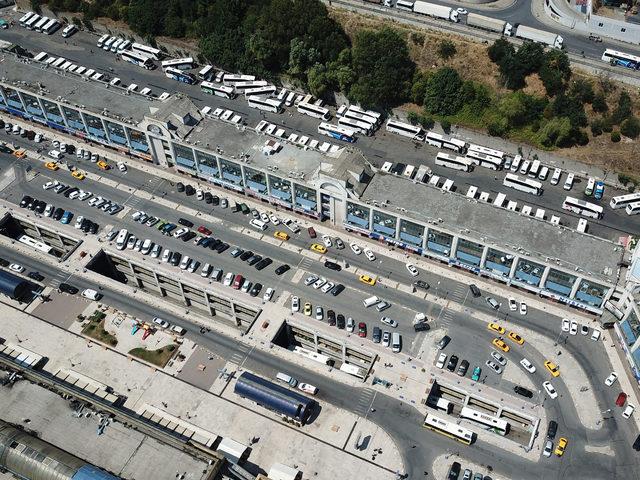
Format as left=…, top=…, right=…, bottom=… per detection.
left=0, top=20, right=639, bottom=241
left=0, top=153, right=638, bottom=479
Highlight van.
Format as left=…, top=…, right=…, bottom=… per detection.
left=276, top=372, right=298, bottom=388
left=97, top=34, right=109, bottom=48
left=585, top=177, right=595, bottom=196
left=577, top=218, right=588, bottom=233
left=363, top=295, right=380, bottom=308
left=528, top=160, right=541, bottom=177
left=81, top=288, right=102, bottom=301
left=115, top=228, right=129, bottom=250
left=563, top=173, right=574, bottom=191
left=391, top=332, right=402, bottom=353
left=140, top=239, right=153, bottom=255
left=551, top=168, right=562, bottom=185
left=510, top=154, right=521, bottom=172
left=538, top=166, right=549, bottom=181
left=48, top=150, right=62, bottom=159
left=519, top=160, right=531, bottom=175
left=250, top=219, right=267, bottom=231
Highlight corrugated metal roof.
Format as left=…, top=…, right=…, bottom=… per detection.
left=71, top=465, right=120, bottom=480
left=0, top=269, right=31, bottom=299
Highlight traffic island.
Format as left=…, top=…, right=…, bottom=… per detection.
left=129, top=344, right=177, bottom=368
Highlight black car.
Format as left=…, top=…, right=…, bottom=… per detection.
left=413, top=321, right=430, bottom=332
left=275, top=264, right=290, bottom=275
left=469, top=284, right=481, bottom=298
left=249, top=283, right=262, bottom=297
left=204, top=192, right=213, bottom=204
left=0, top=258, right=10, bottom=267
left=514, top=385, right=533, bottom=398
left=330, top=284, right=345, bottom=296
left=457, top=359, right=469, bottom=377
left=447, top=462, right=461, bottom=480
left=89, top=222, right=99, bottom=234
left=170, top=251, right=182, bottom=266
left=215, top=242, right=229, bottom=253
left=327, top=310, right=336, bottom=326
left=240, top=250, right=253, bottom=261
left=633, top=434, right=640, bottom=451
left=547, top=420, right=558, bottom=439
left=336, top=314, right=345, bottom=329
left=181, top=231, right=197, bottom=242
left=212, top=195, right=220, bottom=206
left=324, top=260, right=342, bottom=271
left=81, top=219, right=91, bottom=233
left=53, top=207, right=65, bottom=220
left=255, top=258, right=272, bottom=270
left=335, top=238, right=345, bottom=249
left=59, top=283, right=79, bottom=294
left=178, top=217, right=194, bottom=228
left=372, top=326, right=382, bottom=343
left=437, top=335, right=451, bottom=350
left=20, top=195, right=33, bottom=208
left=176, top=182, right=185, bottom=192
left=247, top=255, right=262, bottom=266
left=34, top=200, right=47, bottom=214
left=414, top=280, right=430, bottom=290
left=197, top=236, right=210, bottom=247
left=27, top=198, right=38, bottom=210
left=446, top=355, right=459, bottom=372
left=185, top=185, right=195, bottom=196
left=28, top=271, right=45, bottom=282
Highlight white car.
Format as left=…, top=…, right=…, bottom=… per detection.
left=561, top=318, right=570, bottom=332
left=75, top=215, right=84, bottom=229
left=78, top=190, right=92, bottom=201
left=260, top=212, right=269, bottom=223
left=161, top=249, right=172, bottom=263
left=543, top=381, right=558, bottom=399
left=543, top=440, right=553, bottom=458
left=622, top=404, right=635, bottom=419
left=364, top=248, right=376, bottom=262
left=263, top=287, right=275, bottom=302
left=173, top=227, right=189, bottom=238
left=44, top=204, right=54, bottom=217
left=152, top=317, right=170, bottom=329
left=346, top=317, right=355, bottom=332
left=8, top=263, right=25, bottom=273
left=520, top=358, right=536, bottom=374
left=34, top=133, right=43, bottom=143
left=187, top=260, right=200, bottom=274
left=604, top=372, right=618, bottom=387
left=491, top=350, right=507, bottom=366
left=117, top=162, right=127, bottom=172
left=350, top=243, right=362, bottom=255
left=569, top=320, right=578, bottom=335
left=591, top=329, right=601, bottom=342
left=43, top=181, right=56, bottom=190
left=485, top=360, right=502, bottom=374
left=321, top=282, right=335, bottom=294
left=291, top=295, right=300, bottom=313
left=223, top=272, right=234, bottom=286
left=315, top=306, right=324, bottom=320
left=435, top=352, right=447, bottom=369
left=380, top=316, right=398, bottom=328
left=269, top=214, right=280, bottom=225
left=196, top=189, right=204, bottom=200
left=312, top=278, right=327, bottom=289
left=406, top=263, right=419, bottom=277
left=304, top=275, right=318, bottom=286
left=322, top=235, right=332, bottom=248
left=519, top=302, right=527, bottom=315
left=508, top=298, right=517, bottom=311
left=298, top=383, right=318, bottom=395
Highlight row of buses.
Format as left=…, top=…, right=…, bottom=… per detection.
left=18, top=11, right=61, bottom=34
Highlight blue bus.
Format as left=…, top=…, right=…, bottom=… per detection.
left=317, top=122, right=356, bottom=143
left=164, top=67, right=196, bottom=85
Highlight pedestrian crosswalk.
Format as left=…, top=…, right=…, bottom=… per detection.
left=439, top=308, right=456, bottom=328
left=49, top=271, right=71, bottom=289
left=353, top=388, right=376, bottom=417
left=229, top=344, right=251, bottom=366
left=125, top=195, right=145, bottom=210
left=450, top=284, right=468, bottom=303
left=299, top=257, right=313, bottom=270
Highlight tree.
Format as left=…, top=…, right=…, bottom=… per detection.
left=437, top=40, right=457, bottom=60
left=497, top=53, right=528, bottom=90
left=407, top=111, right=420, bottom=125
left=611, top=131, right=621, bottom=142
left=423, top=67, right=463, bottom=116
left=538, top=50, right=572, bottom=96
left=538, top=117, right=572, bottom=147
left=307, top=63, right=332, bottom=99
left=411, top=71, right=430, bottom=105
left=514, top=42, right=545, bottom=74
left=568, top=79, right=594, bottom=103
left=487, top=38, right=513, bottom=64
left=288, top=38, right=321, bottom=78
left=590, top=118, right=604, bottom=136
left=612, top=91, right=633, bottom=125
left=621, top=116, right=640, bottom=139
left=592, top=92, right=608, bottom=113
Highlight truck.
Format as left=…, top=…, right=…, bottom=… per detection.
left=466, top=13, right=513, bottom=36
left=413, top=1, right=459, bottom=22
left=514, top=24, right=563, bottom=50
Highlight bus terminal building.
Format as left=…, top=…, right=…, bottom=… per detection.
left=0, top=50, right=624, bottom=316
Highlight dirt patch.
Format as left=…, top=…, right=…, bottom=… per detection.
left=129, top=344, right=177, bottom=368
left=81, top=311, right=118, bottom=346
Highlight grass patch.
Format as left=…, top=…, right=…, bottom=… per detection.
left=129, top=344, right=177, bottom=368
left=82, top=311, right=117, bottom=347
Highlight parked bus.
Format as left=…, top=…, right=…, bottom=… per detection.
left=342, top=104, right=382, bottom=126
left=121, top=50, right=155, bottom=70
left=33, top=51, right=48, bottom=62
left=42, top=19, right=61, bottom=35
left=337, top=116, right=374, bottom=136
left=222, top=74, right=256, bottom=85
left=426, top=395, right=454, bottom=414
left=18, top=234, right=52, bottom=254
left=110, top=38, right=124, bottom=53
left=34, top=16, right=50, bottom=32
left=96, top=34, right=109, bottom=48
left=318, top=122, right=357, bottom=143
left=385, top=119, right=425, bottom=142
left=292, top=346, right=332, bottom=365
left=610, top=192, right=640, bottom=210
left=426, top=131, right=466, bottom=153
left=164, top=67, right=196, bottom=85
left=562, top=196, right=603, bottom=219
left=467, top=143, right=505, bottom=161
left=198, top=65, right=214, bottom=81
left=25, top=14, right=41, bottom=30
left=297, top=102, right=331, bottom=121
left=528, top=159, right=541, bottom=177
left=161, top=57, right=194, bottom=70
left=625, top=202, right=640, bottom=215
left=102, top=36, right=117, bottom=51
left=19, top=12, right=36, bottom=27
left=243, top=85, right=277, bottom=97
left=52, top=57, right=66, bottom=68
left=247, top=95, right=283, bottom=114
left=423, top=413, right=475, bottom=445
left=435, top=152, right=473, bottom=172
left=338, top=105, right=379, bottom=128
left=459, top=406, right=509, bottom=436
left=200, top=81, right=236, bottom=99
left=131, top=43, right=163, bottom=61
left=117, top=40, right=131, bottom=53
left=465, top=151, right=503, bottom=170
left=233, top=80, right=268, bottom=92
left=502, top=173, right=542, bottom=196
left=601, top=48, right=640, bottom=70
left=61, top=24, right=77, bottom=38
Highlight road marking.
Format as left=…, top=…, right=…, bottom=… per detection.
left=290, top=269, right=306, bottom=284
left=353, top=388, right=376, bottom=417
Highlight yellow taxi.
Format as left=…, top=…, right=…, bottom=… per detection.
left=97, top=160, right=110, bottom=170
left=554, top=437, right=568, bottom=456
left=71, top=170, right=85, bottom=180
left=303, top=302, right=312, bottom=316
left=487, top=322, right=505, bottom=335
left=359, top=274, right=377, bottom=286
left=508, top=331, right=525, bottom=345
left=12, top=148, right=26, bottom=159
left=544, top=360, right=560, bottom=377
left=274, top=231, right=290, bottom=241
left=310, top=243, right=327, bottom=254
left=45, top=161, right=59, bottom=171
left=492, top=338, right=510, bottom=353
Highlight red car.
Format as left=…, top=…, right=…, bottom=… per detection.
left=358, top=322, right=367, bottom=338
left=308, top=226, right=316, bottom=238
left=232, top=274, right=244, bottom=290
left=197, top=225, right=212, bottom=235
left=616, top=392, right=627, bottom=407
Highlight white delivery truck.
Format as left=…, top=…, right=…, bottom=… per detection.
left=413, top=1, right=459, bottom=22
left=515, top=24, right=563, bottom=49
left=466, top=13, right=513, bottom=36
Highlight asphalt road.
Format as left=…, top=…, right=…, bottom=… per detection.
left=0, top=22, right=638, bottom=240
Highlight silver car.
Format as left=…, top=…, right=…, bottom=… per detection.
left=485, top=360, right=503, bottom=374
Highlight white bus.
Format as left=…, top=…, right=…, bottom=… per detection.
left=96, top=34, right=109, bottom=48
left=426, top=395, right=454, bottom=414
left=161, top=57, right=194, bottom=70
left=426, top=131, right=466, bottom=153
left=385, top=119, right=425, bottom=142
left=528, top=159, right=541, bottom=177
left=34, top=16, right=50, bottom=32
left=121, top=50, right=155, bottom=70
left=52, top=57, right=66, bottom=68
left=198, top=65, right=214, bottom=81
left=348, top=105, right=382, bottom=125
left=562, top=196, right=603, bottom=219
left=110, top=38, right=124, bottom=53
left=43, top=19, right=61, bottom=35
left=25, top=14, right=41, bottom=30
left=18, top=234, right=52, bottom=254
left=337, top=116, right=374, bottom=136
left=102, top=36, right=117, bottom=51
left=19, top=12, right=36, bottom=27
left=200, top=81, right=236, bottom=99
left=435, top=152, right=473, bottom=172
left=423, top=413, right=475, bottom=445
left=467, top=143, right=504, bottom=161
left=61, top=24, right=77, bottom=38
left=502, top=173, right=543, bottom=195
left=610, top=193, right=640, bottom=210
left=247, top=95, right=283, bottom=114
left=233, top=80, right=268, bottom=92
left=131, top=43, right=163, bottom=60
left=297, top=102, right=331, bottom=121
left=33, top=52, right=48, bottom=62
left=292, top=346, right=332, bottom=365
left=243, top=85, right=277, bottom=97
left=318, top=122, right=357, bottom=143
left=466, top=151, right=503, bottom=170
left=117, top=40, right=131, bottom=53
left=601, top=48, right=640, bottom=70
left=625, top=202, right=640, bottom=215
left=459, top=406, right=509, bottom=436
left=222, top=74, right=256, bottom=85
left=338, top=105, right=379, bottom=128
left=164, top=67, right=197, bottom=84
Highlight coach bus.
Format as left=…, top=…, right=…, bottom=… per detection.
left=121, top=50, right=155, bottom=70
left=435, top=152, right=473, bottom=172
left=200, top=81, right=236, bottom=99
left=502, top=173, right=542, bottom=196
left=562, top=196, right=603, bottom=219
left=610, top=192, right=640, bottom=210
left=426, top=131, right=466, bottom=153
left=161, top=57, right=194, bottom=71
left=318, top=122, right=357, bottom=143
left=337, top=116, right=374, bottom=136
left=423, top=413, right=475, bottom=445
left=164, top=67, right=196, bottom=85
left=601, top=49, right=640, bottom=70
left=198, top=65, right=214, bottom=81
left=297, top=102, right=331, bottom=121
left=385, top=119, right=425, bottom=142
left=459, top=406, right=509, bottom=436
left=247, top=95, right=283, bottom=114
left=131, top=43, right=163, bottom=61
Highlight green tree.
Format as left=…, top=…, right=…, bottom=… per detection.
left=487, top=38, right=513, bottom=64
left=411, top=71, right=430, bottom=105
left=612, top=91, right=633, bottom=125
left=552, top=94, right=587, bottom=128
left=514, top=42, right=545, bottom=74
left=611, top=131, right=621, bottom=142
left=590, top=118, right=604, bottom=136
left=288, top=38, right=321, bottom=78
left=487, top=116, right=509, bottom=136
left=407, top=111, right=420, bottom=125
left=568, top=79, right=594, bottom=103
left=538, top=117, right=572, bottom=147
left=621, top=116, right=640, bottom=139
left=592, top=92, right=608, bottom=113
left=307, top=63, right=333, bottom=99
left=437, top=40, right=457, bottom=60
left=423, top=67, right=463, bottom=116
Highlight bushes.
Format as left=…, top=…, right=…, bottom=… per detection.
left=621, top=116, right=640, bottom=139
left=437, top=40, right=457, bottom=60
left=611, top=131, right=621, bottom=142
